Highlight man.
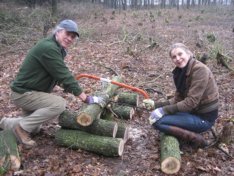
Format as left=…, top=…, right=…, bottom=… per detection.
left=0, top=19, right=104, bottom=148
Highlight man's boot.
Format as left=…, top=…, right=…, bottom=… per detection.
left=167, top=126, right=208, bottom=148
left=13, top=124, right=36, bottom=149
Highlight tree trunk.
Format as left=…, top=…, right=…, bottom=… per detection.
left=160, top=134, right=181, bottom=174
left=51, top=0, right=57, bottom=16
left=115, top=92, right=139, bottom=107
left=76, top=76, right=123, bottom=126
left=55, top=129, right=124, bottom=157
left=0, top=130, right=20, bottom=174
left=59, top=110, right=118, bottom=138
left=112, top=105, right=135, bottom=120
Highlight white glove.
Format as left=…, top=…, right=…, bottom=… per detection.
left=149, top=108, right=165, bottom=125
left=143, top=99, right=155, bottom=110
left=85, top=96, right=107, bottom=107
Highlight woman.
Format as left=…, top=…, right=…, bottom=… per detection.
left=144, top=43, right=219, bottom=147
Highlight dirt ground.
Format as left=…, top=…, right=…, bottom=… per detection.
left=0, top=4, right=234, bottom=176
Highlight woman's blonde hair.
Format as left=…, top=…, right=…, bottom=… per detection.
left=169, top=43, right=193, bottom=58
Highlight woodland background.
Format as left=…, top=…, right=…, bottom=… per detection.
left=0, top=0, right=233, bottom=175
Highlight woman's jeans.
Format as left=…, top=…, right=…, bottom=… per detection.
left=153, top=112, right=214, bottom=134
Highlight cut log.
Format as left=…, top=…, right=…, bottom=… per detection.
left=101, top=110, right=129, bottom=143
left=59, top=110, right=118, bottom=138
left=55, top=129, right=124, bottom=157
left=160, top=133, right=181, bottom=175
left=112, top=105, right=135, bottom=120
left=0, top=130, right=20, bottom=174
left=76, top=104, right=102, bottom=126
left=115, top=122, right=129, bottom=143
left=76, top=76, right=123, bottom=126
left=115, top=92, right=139, bottom=107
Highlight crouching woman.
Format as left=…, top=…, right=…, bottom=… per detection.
left=144, top=43, right=219, bottom=147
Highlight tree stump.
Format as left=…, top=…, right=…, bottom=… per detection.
left=55, top=129, right=124, bottom=157
left=160, top=133, right=181, bottom=174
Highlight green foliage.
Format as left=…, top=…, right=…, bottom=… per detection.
left=0, top=10, right=23, bottom=30
left=208, top=41, right=224, bottom=60
left=207, top=33, right=216, bottom=43
left=157, top=10, right=162, bottom=17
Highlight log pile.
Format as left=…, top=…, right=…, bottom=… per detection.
left=55, top=76, right=138, bottom=157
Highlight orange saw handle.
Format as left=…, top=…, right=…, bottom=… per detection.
left=76, top=74, right=150, bottom=99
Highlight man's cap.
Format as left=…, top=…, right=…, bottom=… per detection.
left=58, top=19, right=79, bottom=37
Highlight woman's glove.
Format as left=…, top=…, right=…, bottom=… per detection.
left=143, top=99, right=155, bottom=110
left=149, top=107, right=165, bottom=125
left=85, top=96, right=106, bottom=107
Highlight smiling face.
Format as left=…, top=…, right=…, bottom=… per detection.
left=170, top=47, right=191, bottom=68
left=55, top=29, right=77, bottom=49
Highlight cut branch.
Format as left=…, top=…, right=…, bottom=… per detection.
left=55, top=129, right=124, bottom=157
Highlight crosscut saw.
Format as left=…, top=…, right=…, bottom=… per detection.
left=76, top=73, right=150, bottom=99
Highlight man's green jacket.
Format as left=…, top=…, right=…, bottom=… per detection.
left=11, top=35, right=83, bottom=96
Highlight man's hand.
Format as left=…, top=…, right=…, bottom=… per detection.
left=149, top=107, right=165, bottom=125
left=85, top=96, right=106, bottom=107
left=143, top=99, right=155, bottom=110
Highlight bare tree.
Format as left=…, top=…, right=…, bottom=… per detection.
left=52, top=0, right=57, bottom=16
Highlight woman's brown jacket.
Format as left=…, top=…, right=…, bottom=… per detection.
left=163, top=58, right=219, bottom=115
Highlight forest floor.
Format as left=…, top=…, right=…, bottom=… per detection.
left=0, top=3, right=234, bottom=176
